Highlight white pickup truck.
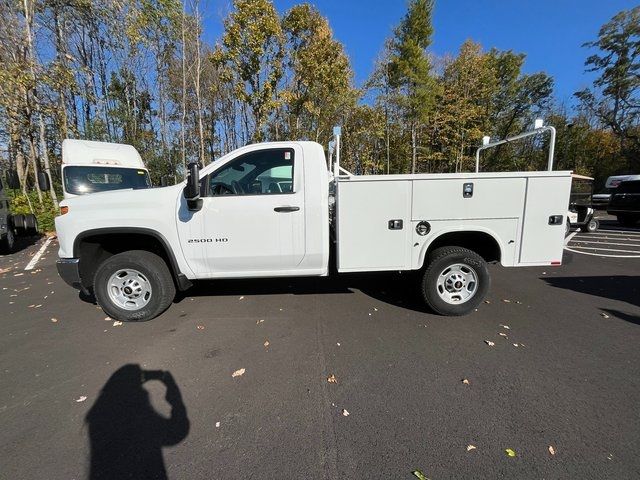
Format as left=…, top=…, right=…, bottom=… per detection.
left=55, top=125, right=572, bottom=322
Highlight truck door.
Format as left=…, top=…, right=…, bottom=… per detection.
left=179, top=145, right=306, bottom=276
left=519, top=175, right=572, bottom=265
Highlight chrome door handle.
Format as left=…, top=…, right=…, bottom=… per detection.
left=274, top=206, right=300, bottom=212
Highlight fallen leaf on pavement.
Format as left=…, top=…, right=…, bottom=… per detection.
left=336, top=342, right=341, bottom=346
left=600, top=313, right=610, bottom=319
left=256, top=319, right=264, bottom=325
left=502, top=299, right=511, bottom=303
left=467, top=445, right=477, bottom=451
left=239, top=296, right=244, bottom=300
left=462, top=379, right=470, bottom=385
left=484, top=300, right=490, bottom=304
left=14, top=273, right=23, bottom=277
left=501, top=324, right=511, bottom=330
left=113, top=321, right=123, bottom=327
left=196, top=325, right=205, bottom=330
left=412, top=470, right=429, bottom=480
left=505, top=448, right=516, bottom=457
left=51, top=318, right=58, bottom=323
left=327, top=374, right=337, bottom=383
left=341, top=408, right=350, bottom=416
left=215, top=422, right=220, bottom=428
left=232, top=368, right=245, bottom=378
left=513, top=343, right=520, bottom=347
left=499, top=332, right=508, bottom=337
left=264, top=340, right=270, bottom=347
left=104, top=317, right=111, bottom=321
left=485, top=340, right=495, bottom=347
left=75, top=396, right=87, bottom=403
left=548, top=445, right=556, bottom=455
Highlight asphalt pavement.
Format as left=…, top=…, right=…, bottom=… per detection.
left=0, top=224, right=639, bottom=480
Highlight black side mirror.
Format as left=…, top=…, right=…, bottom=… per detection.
left=183, top=162, right=202, bottom=211
left=6, top=170, right=20, bottom=189
left=38, top=171, right=51, bottom=191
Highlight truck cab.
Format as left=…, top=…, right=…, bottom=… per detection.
left=61, top=139, right=151, bottom=200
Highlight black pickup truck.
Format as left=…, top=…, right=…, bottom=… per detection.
left=608, top=180, right=640, bottom=226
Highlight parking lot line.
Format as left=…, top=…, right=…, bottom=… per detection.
left=570, top=240, right=640, bottom=247
left=591, top=228, right=640, bottom=235
left=581, top=231, right=640, bottom=237
left=564, top=246, right=640, bottom=258
left=24, top=237, right=53, bottom=271
left=572, top=245, right=640, bottom=255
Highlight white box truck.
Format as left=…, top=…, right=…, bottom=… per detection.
left=54, top=124, right=572, bottom=322
left=61, top=139, right=151, bottom=199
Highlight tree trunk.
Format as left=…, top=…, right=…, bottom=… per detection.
left=22, top=0, right=58, bottom=207
left=181, top=0, right=187, bottom=174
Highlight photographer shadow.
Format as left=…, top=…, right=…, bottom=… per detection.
left=85, top=364, right=190, bottom=480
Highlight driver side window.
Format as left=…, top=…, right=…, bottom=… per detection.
left=204, top=148, right=294, bottom=197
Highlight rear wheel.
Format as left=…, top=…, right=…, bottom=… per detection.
left=94, top=250, right=176, bottom=322
left=0, top=227, right=16, bottom=254
left=565, top=219, right=571, bottom=236
left=421, top=246, right=490, bottom=316
left=24, top=214, right=38, bottom=236
left=580, top=218, right=599, bottom=233
left=11, top=214, right=25, bottom=235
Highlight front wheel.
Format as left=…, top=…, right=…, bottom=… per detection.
left=94, top=250, right=176, bottom=322
left=421, top=246, right=490, bottom=316
left=580, top=218, right=599, bottom=233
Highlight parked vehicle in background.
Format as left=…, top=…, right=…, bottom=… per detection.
left=608, top=180, right=640, bottom=226
left=593, top=174, right=640, bottom=209
left=54, top=122, right=572, bottom=322
left=566, top=175, right=598, bottom=234
left=0, top=171, right=40, bottom=254
left=61, top=139, right=151, bottom=200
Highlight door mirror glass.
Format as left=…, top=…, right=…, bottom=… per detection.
left=38, top=171, right=51, bottom=191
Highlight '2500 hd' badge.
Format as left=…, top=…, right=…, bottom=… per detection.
left=187, top=238, right=228, bottom=243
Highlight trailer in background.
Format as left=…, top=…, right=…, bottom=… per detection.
left=61, top=139, right=151, bottom=200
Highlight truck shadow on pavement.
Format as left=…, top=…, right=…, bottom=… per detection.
left=176, top=271, right=431, bottom=314
left=544, top=275, right=640, bottom=325
left=85, top=364, right=190, bottom=480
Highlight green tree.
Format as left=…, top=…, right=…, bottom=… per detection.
left=388, top=0, right=437, bottom=173
left=219, top=0, right=284, bottom=143
left=281, top=4, right=356, bottom=144
left=575, top=6, right=640, bottom=171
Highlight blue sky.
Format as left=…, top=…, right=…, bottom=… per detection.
left=205, top=0, right=637, bottom=105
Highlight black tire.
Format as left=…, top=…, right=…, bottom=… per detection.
left=617, top=215, right=639, bottom=227
left=0, top=227, right=16, bottom=254
left=93, top=250, right=176, bottom=322
left=11, top=214, right=26, bottom=235
left=24, top=214, right=38, bottom=236
left=580, top=218, right=599, bottom=233
left=565, top=219, right=571, bottom=236
left=421, top=246, right=490, bottom=316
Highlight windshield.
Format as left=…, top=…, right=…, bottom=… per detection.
left=64, top=166, right=151, bottom=195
